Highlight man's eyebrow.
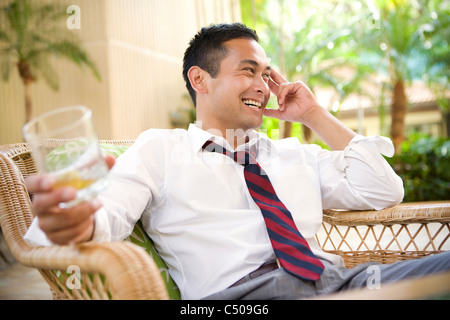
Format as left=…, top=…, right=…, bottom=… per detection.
left=240, top=59, right=271, bottom=71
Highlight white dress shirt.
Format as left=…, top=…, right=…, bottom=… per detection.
left=25, top=123, right=404, bottom=299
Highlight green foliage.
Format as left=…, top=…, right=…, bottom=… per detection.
left=386, top=133, right=450, bottom=201
left=169, top=94, right=196, bottom=129
left=260, top=115, right=330, bottom=150
left=260, top=115, right=279, bottom=139
left=240, top=0, right=450, bottom=140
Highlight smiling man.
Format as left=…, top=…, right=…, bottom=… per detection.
left=25, top=23, right=449, bottom=300
left=184, top=25, right=355, bottom=150
left=189, top=38, right=271, bottom=138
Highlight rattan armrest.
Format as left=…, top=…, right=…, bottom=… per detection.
left=14, top=241, right=168, bottom=300
left=318, top=202, right=450, bottom=267
left=323, top=201, right=450, bottom=226
left=1, top=144, right=168, bottom=299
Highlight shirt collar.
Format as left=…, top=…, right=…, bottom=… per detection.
left=188, top=122, right=278, bottom=157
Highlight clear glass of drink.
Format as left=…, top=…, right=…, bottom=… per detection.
left=23, top=105, right=108, bottom=208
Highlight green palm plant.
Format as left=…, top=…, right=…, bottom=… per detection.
left=347, top=0, right=450, bottom=153
left=0, top=0, right=101, bottom=124
left=242, top=0, right=366, bottom=141
left=242, top=0, right=448, bottom=153
left=367, top=0, right=429, bottom=153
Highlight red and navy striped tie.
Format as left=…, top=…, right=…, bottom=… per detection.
left=203, top=140, right=324, bottom=281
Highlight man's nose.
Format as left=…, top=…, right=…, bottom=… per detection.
left=254, top=76, right=270, bottom=95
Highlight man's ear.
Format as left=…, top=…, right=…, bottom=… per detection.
left=188, top=66, right=209, bottom=95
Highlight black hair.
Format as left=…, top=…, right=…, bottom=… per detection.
left=182, top=23, right=259, bottom=107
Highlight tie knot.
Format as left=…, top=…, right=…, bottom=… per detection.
left=202, top=141, right=257, bottom=167
left=233, top=150, right=251, bottom=166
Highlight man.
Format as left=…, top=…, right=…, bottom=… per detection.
left=25, top=23, right=449, bottom=300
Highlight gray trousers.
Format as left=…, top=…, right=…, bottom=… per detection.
left=203, top=251, right=450, bottom=300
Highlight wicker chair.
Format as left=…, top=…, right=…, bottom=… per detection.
left=1, top=141, right=449, bottom=300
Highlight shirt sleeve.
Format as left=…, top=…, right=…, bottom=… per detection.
left=23, top=217, right=53, bottom=246
left=92, top=129, right=166, bottom=242
left=318, top=135, right=404, bottom=210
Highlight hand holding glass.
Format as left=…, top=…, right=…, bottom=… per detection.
left=23, top=106, right=108, bottom=208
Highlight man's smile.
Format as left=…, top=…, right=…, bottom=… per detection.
left=242, top=99, right=264, bottom=110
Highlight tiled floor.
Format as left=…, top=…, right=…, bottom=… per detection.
left=0, top=263, right=53, bottom=300
left=0, top=232, right=52, bottom=300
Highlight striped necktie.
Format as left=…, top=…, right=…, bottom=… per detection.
left=203, top=140, right=324, bottom=281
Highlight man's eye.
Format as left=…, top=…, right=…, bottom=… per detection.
left=243, top=68, right=255, bottom=73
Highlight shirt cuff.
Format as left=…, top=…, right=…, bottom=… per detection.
left=23, top=217, right=53, bottom=247
left=23, top=209, right=111, bottom=247
left=91, top=207, right=112, bottom=242
left=331, top=135, right=395, bottom=176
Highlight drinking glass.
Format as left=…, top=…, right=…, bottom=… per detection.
left=23, top=105, right=109, bottom=208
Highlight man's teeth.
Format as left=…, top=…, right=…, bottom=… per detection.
left=243, top=99, right=262, bottom=108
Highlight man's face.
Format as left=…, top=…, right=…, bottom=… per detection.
left=201, top=38, right=271, bottom=134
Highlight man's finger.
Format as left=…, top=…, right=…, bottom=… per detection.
left=25, top=175, right=54, bottom=194
left=39, top=198, right=100, bottom=233
left=269, top=68, right=288, bottom=85
left=273, top=82, right=295, bottom=110
left=268, top=78, right=279, bottom=96
left=263, top=108, right=283, bottom=120
left=104, top=154, right=115, bottom=170
left=32, top=187, right=77, bottom=217
left=45, top=214, right=95, bottom=245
